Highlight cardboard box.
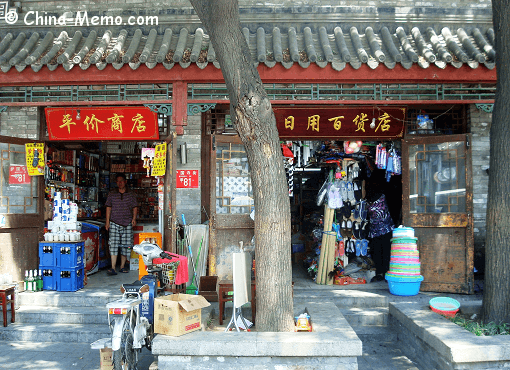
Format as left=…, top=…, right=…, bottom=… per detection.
left=100, top=348, right=114, bottom=370
left=154, top=294, right=210, bottom=337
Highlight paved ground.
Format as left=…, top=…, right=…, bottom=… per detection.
left=0, top=264, right=483, bottom=370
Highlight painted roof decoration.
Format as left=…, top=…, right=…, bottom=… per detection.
left=0, top=25, right=496, bottom=73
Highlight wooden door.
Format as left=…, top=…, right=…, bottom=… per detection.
left=0, top=139, right=44, bottom=282
left=207, top=135, right=254, bottom=280
left=402, top=134, right=474, bottom=294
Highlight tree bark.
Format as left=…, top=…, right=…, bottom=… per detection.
left=483, top=0, right=510, bottom=325
left=189, top=0, right=294, bottom=332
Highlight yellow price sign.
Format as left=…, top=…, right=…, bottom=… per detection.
left=151, top=143, right=167, bottom=177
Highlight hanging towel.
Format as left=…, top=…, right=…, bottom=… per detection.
left=153, top=253, right=189, bottom=285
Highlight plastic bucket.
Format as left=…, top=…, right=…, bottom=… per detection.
left=385, top=274, right=423, bottom=296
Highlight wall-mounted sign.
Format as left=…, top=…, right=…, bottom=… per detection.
left=45, top=107, right=159, bottom=141
left=152, top=143, right=167, bottom=177
left=9, top=165, right=30, bottom=184
left=25, top=143, right=45, bottom=176
left=176, top=170, right=199, bottom=188
left=274, top=107, right=406, bottom=139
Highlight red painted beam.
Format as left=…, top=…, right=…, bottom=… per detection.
left=0, top=62, right=497, bottom=86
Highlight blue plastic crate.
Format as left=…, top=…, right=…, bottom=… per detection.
left=57, top=266, right=84, bottom=292
left=56, top=241, right=85, bottom=268
left=39, top=266, right=58, bottom=291
left=39, top=243, right=57, bottom=267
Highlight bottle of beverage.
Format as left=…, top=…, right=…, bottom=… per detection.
left=24, top=270, right=29, bottom=291
left=28, top=270, right=34, bottom=292
left=37, top=269, right=43, bottom=291
left=32, top=270, right=38, bottom=292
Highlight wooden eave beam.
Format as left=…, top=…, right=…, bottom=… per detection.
left=0, top=62, right=496, bottom=86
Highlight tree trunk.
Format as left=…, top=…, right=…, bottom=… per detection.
left=483, top=0, right=510, bottom=325
left=189, top=0, right=294, bottom=332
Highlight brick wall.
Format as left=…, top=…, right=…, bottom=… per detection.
left=0, top=106, right=39, bottom=139
left=469, top=104, right=491, bottom=258
left=175, top=113, right=202, bottom=225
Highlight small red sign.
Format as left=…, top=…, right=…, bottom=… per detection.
left=176, top=170, right=199, bottom=188
left=9, top=165, right=30, bottom=184
left=274, top=106, right=406, bottom=139
left=45, top=107, right=159, bottom=141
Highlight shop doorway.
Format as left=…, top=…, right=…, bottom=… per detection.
left=402, top=134, right=474, bottom=294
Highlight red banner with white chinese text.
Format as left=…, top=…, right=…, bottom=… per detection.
left=274, top=107, right=406, bottom=139
left=45, top=107, right=159, bottom=141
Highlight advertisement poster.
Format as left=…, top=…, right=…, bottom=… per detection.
left=152, top=143, right=167, bottom=177
left=25, top=143, right=45, bottom=176
left=141, top=148, right=155, bottom=177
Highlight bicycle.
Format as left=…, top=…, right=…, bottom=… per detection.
left=91, top=241, right=180, bottom=370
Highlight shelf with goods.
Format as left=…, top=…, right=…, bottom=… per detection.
left=46, top=148, right=102, bottom=218
left=108, top=153, right=159, bottom=221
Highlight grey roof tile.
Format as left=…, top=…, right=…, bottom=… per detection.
left=0, top=25, right=496, bottom=74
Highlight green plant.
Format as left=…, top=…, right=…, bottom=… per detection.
left=449, top=315, right=510, bottom=336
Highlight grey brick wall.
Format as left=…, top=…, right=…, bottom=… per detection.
left=175, top=113, right=202, bottom=225
left=469, top=104, right=491, bottom=254
left=0, top=106, right=39, bottom=139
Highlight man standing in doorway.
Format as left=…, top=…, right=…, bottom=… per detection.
left=105, top=173, right=138, bottom=275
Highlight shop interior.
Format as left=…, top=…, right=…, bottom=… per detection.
left=285, top=140, right=403, bottom=284
left=43, top=141, right=161, bottom=274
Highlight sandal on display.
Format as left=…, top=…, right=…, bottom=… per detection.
left=361, top=239, right=369, bottom=256
left=355, top=239, right=362, bottom=257
left=353, top=181, right=362, bottom=201
left=347, top=181, right=355, bottom=202
left=352, top=221, right=361, bottom=239
left=340, top=181, right=348, bottom=202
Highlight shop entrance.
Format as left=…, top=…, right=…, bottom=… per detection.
left=287, top=140, right=402, bottom=285
left=402, top=134, right=474, bottom=294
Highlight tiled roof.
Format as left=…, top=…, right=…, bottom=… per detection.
left=0, top=25, right=496, bottom=73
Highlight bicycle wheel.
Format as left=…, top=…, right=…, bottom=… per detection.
left=112, top=316, right=139, bottom=370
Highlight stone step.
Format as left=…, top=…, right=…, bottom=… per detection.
left=0, top=322, right=111, bottom=343
left=350, top=325, right=399, bottom=343
left=17, top=290, right=121, bottom=308
left=340, top=307, right=389, bottom=327
left=13, top=306, right=108, bottom=325
left=294, top=289, right=389, bottom=308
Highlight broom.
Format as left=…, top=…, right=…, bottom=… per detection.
left=182, top=214, right=199, bottom=294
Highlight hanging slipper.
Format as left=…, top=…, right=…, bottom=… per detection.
left=340, top=180, right=348, bottom=202
left=361, top=239, right=369, bottom=256
left=338, top=239, right=345, bottom=256
left=355, top=239, right=362, bottom=257
left=353, top=221, right=361, bottom=239
left=346, top=219, right=353, bottom=238
left=353, top=180, right=362, bottom=201
left=347, top=181, right=355, bottom=202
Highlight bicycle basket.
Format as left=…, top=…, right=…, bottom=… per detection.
left=155, top=260, right=180, bottom=286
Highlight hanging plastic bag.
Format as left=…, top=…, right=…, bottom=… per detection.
left=316, top=179, right=330, bottom=206
left=327, top=180, right=343, bottom=209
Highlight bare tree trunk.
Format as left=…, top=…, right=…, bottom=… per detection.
left=189, top=0, right=294, bottom=331
left=483, top=0, right=510, bottom=325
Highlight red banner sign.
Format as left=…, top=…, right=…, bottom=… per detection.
left=9, top=165, right=30, bottom=184
left=176, top=170, right=199, bottom=188
left=274, top=107, right=406, bottom=139
left=45, top=107, right=159, bottom=141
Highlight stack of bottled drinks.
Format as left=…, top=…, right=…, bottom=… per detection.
left=24, top=269, right=43, bottom=292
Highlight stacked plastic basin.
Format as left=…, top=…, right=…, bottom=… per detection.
left=39, top=241, right=85, bottom=291
left=385, top=226, right=423, bottom=296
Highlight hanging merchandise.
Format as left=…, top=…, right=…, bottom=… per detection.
left=281, top=143, right=295, bottom=197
